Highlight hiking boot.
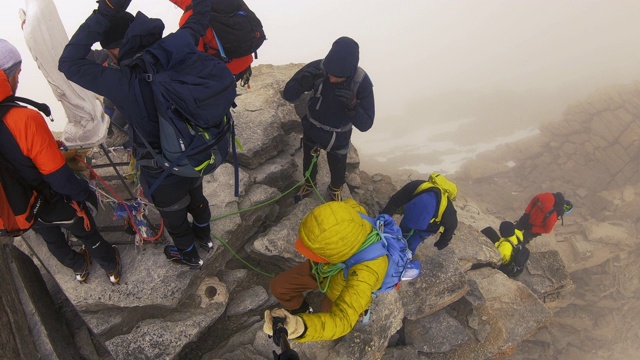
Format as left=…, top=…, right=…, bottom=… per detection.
left=327, top=184, right=343, bottom=202
left=294, top=182, right=314, bottom=203
left=106, top=246, right=122, bottom=285
left=74, top=246, right=91, bottom=283
left=192, top=223, right=214, bottom=252
left=401, top=260, right=422, bottom=281
left=164, top=244, right=203, bottom=269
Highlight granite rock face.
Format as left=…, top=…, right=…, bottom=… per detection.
left=9, top=64, right=604, bottom=360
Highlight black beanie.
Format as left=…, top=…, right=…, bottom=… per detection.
left=100, top=12, right=135, bottom=49
left=499, top=221, right=516, bottom=239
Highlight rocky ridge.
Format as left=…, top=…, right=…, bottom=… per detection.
left=7, top=64, right=611, bottom=359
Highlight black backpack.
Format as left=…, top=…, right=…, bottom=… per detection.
left=188, top=0, right=266, bottom=61
left=132, top=27, right=238, bottom=196
left=498, top=239, right=530, bottom=278
left=0, top=97, right=51, bottom=236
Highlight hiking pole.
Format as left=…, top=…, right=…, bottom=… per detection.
left=272, top=317, right=300, bottom=360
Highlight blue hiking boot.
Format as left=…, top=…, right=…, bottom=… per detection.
left=163, top=244, right=203, bottom=269
left=401, top=260, right=421, bottom=281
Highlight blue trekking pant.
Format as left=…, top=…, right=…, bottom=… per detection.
left=401, top=225, right=434, bottom=254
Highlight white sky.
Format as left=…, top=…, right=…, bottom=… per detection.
left=2, top=0, right=640, bottom=169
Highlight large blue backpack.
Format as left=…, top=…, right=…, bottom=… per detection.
left=132, top=30, right=238, bottom=196
left=342, top=214, right=414, bottom=294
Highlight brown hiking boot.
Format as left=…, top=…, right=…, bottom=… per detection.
left=327, top=184, right=343, bottom=202
left=106, top=246, right=122, bottom=285
left=294, top=182, right=314, bottom=203
left=74, top=246, right=91, bottom=282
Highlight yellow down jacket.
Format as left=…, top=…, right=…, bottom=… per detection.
left=495, top=228, right=524, bottom=265
left=297, top=199, right=388, bottom=342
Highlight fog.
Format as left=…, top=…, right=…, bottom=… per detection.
left=2, top=1, right=640, bottom=173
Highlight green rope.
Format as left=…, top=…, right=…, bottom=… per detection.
left=207, top=151, right=329, bottom=279
left=310, top=223, right=382, bottom=293
left=211, top=152, right=323, bottom=222
left=211, top=232, right=275, bottom=278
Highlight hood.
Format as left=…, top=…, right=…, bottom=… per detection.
left=297, top=199, right=372, bottom=264
left=0, top=70, right=13, bottom=101
left=323, top=36, right=359, bottom=78
left=118, top=12, right=165, bottom=63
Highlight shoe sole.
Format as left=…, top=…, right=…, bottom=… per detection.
left=164, top=248, right=203, bottom=269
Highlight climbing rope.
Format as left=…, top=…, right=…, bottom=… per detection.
left=310, top=223, right=383, bottom=292
left=76, top=156, right=164, bottom=242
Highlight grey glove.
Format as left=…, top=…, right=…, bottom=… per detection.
left=298, top=68, right=323, bottom=90
left=334, top=88, right=358, bottom=111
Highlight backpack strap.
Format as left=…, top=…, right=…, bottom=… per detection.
left=341, top=213, right=388, bottom=280
left=412, top=183, right=447, bottom=223
left=342, top=241, right=387, bottom=280
left=542, top=207, right=556, bottom=222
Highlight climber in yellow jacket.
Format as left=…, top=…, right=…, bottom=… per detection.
left=494, top=221, right=524, bottom=265
left=483, top=221, right=530, bottom=278
left=263, top=199, right=388, bottom=342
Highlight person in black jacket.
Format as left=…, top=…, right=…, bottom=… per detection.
left=380, top=180, right=458, bottom=254
left=282, top=37, right=375, bottom=202
left=59, top=0, right=226, bottom=268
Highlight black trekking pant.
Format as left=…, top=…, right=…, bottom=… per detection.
left=302, top=138, right=347, bottom=189
left=32, top=196, right=116, bottom=272
left=146, top=176, right=211, bottom=251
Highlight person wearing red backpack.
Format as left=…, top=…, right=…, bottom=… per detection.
left=515, top=192, right=574, bottom=244
left=0, top=39, right=121, bottom=284
left=168, top=0, right=260, bottom=84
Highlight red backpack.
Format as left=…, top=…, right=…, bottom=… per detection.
left=0, top=98, right=49, bottom=236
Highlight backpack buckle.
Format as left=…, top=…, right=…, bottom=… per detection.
left=145, top=74, right=153, bottom=82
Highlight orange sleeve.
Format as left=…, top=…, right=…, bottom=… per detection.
left=7, top=107, right=66, bottom=175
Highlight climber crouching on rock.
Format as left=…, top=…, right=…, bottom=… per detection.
left=263, top=199, right=387, bottom=342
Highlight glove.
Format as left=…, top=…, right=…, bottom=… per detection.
left=84, top=189, right=100, bottom=217
left=297, top=68, right=323, bottom=90
left=433, top=238, right=449, bottom=250
left=334, top=88, right=358, bottom=111
left=263, top=309, right=306, bottom=340
left=97, top=0, right=131, bottom=18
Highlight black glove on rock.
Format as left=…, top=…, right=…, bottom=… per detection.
left=433, top=238, right=449, bottom=250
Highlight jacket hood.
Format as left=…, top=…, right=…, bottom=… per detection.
left=0, top=70, right=13, bottom=101
left=323, top=36, right=359, bottom=78
left=298, top=199, right=372, bottom=264
left=118, top=12, right=165, bottom=63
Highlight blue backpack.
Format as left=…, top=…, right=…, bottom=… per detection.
left=342, top=214, right=415, bottom=294
left=132, top=30, right=238, bottom=196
